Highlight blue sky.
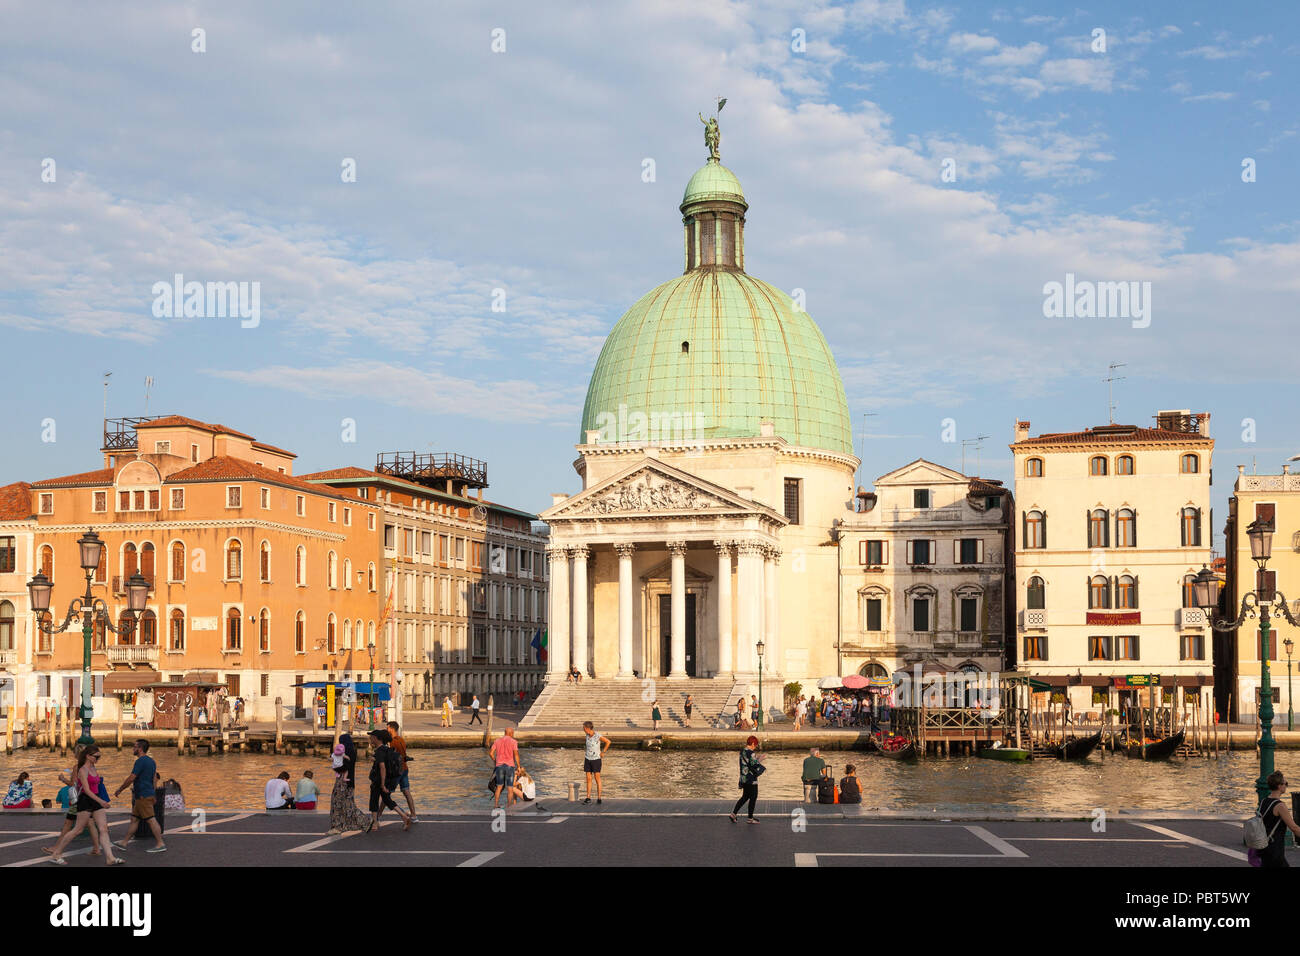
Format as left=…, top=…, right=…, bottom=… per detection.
left=1, top=1, right=1296, bottom=552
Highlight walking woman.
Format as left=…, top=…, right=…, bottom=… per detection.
left=1257, top=771, right=1300, bottom=868
left=327, top=733, right=369, bottom=834
left=651, top=700, right=662, bottom=730
left=729, top=735, right=765, bottom=824
left=48, top=747, right=123, bottom=865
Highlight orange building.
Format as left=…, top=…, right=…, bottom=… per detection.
left=20, top=416, right=381, bottom=722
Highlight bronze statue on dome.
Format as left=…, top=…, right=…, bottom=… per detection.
left=699, top=97, right=726, bottom=162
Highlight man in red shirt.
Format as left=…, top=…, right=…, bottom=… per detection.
left=387, top=721, right=417, bottom=821
left=488, top=727, right=522, bottom=809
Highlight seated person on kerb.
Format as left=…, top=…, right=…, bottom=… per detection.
left=265, top=771, right=295, bottom=810
left=295, top=770, right=320, bottom=810
left=839, top=765, right=862, bottom=804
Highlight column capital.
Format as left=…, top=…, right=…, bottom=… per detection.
left=713, top=539, right=735, bottom=557
left=735, top=541, right=766, bottom=557
left=667, top=540, right=690, bottom=557
left=614, top=542, right=637, bottom=560
left=545, top=545, right=568, bottom=561
left=569, top=545, right=591, bottom=561
left=763, top=545, right=782, bottom=564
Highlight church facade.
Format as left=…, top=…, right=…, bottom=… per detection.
left=540, top=122, right=860, bottom=707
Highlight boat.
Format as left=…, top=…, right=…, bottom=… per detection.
left=978, top=744, right=1032, bottom=761
left=873, top=734, right=917, bottom=760
left=1044, top=730, right=1103, bottom=760
left=1125, top=729, right=1185, bottom=759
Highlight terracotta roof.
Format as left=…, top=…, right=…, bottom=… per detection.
left=299, top=466, right=378, bottom=481
left=968, top=478, right=1006, bottom=495
left=0, top=482, right=33, bottom=520
left=31, top=468, right=116, bottom=488
left=302, top=467, right=539, bottom=520
left=136, top=416, right=256, bottom=442
left=1014, top=425, right=1212, bottom=447
left=250, top=441, right=297, bottom=458
left=166, top=457, right=350, bottom=499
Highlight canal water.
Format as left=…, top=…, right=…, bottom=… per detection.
left=4, top=746, right=1294, bottom=816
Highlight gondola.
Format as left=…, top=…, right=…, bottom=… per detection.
left=1044, top=730, right=1103, bottom=760
left=978, top=744, right=1031, bottom=761
left=872, top=734, right=917, bottom=760
left=1124, top=729, right=1185, bottom=759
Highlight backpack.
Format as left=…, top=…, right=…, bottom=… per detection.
left=1244, top=798, right=1281, bottom=850
left=382, top=746, right=403, bottom=786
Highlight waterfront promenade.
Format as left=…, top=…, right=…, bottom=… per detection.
left=0, top=802, right=1282, bottom=867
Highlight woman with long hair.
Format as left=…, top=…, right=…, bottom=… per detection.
left=327, top=732, right=370, bottom=834
left=48, top=747, right=123, bottom=865
left=729, top=736, right=765, bottom=824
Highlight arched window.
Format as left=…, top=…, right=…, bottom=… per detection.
left=1088, top=509, right=1109, bottom=548
left=95, top=546, right=106, bottom=584
left=367, top=621, right=375, bottom=648
left=343, top=558, right=352, bottom=590
left=169, top=609, right=185, bottom=651
left=1025, top=458, right=1043, bottom=477
left=1181, top=507, right=1202, bottom=547
left=0, top=600, right=13, bottom=650
left=1090, top=456, right=1108, bottom=476
left=327, top=613, right=337, bottom=654
left=226, top=539, right=242, bottom=580
left=328, top=551, right=338, bottom=590
left=295, top=611, right=305, bottom=653
left=1089, top=575, right=1111, bottom=610
left=226, top=608, right=242, bottom=650
left=118, top=610, right=136, bottom=645
left=1116, top=455, right=1135, bottom=475
left=260, top=541, right=271, bottom=582
left=1026, top=576, right=1045, bottom=609
left=37, top=611, right=52, bottom=652
left=1025, top=511, right=1045, bottom=549
left=39, top=544, right=53, bottom=578
left=140, top=542, right=155, bottom=585
left=139, top=609, right=157, bottom=645
left=367, top=563, right=376, bottom=591
left=344, top=618, right=353, bottom=650
left=1180, top=454, right=1199, bottom=474
left=1182, top=574, right=1198, bottom=608
left=295, top=546, right=306, bottom=587
left=1117, top=575, right=1138, bottom=609
left=170, top=541, right=185, bottom=582
left=123, top=542, right=137, bottom=577
left=1116, top=508, right=1136, bottom=547
left=92, top=616, right=106, bottom=650
left=259, top=608, right=270, bottom=652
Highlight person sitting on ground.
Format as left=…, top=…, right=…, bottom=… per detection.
left=295, top=770, right=319, bottom=810
left=511, top=767, right=537, bottom=804
left=3, top=772, right=33, bottom=808
left=800, top=748, right=827, bottom=802
left=265, top=771, right=295, bottom=810
left=839, top=764, right=862, bottom=805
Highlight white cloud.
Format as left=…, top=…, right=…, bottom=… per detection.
left=980, top=42, right=1047, bottom=68
left=1181, top=91, right=1236, bottom=103
left=948, top=33, right=1001, bottom=54
left=1040, top=57, right=1116, bottom=92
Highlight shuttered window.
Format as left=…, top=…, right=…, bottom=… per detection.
left=783, top=478, right=801, bottom=525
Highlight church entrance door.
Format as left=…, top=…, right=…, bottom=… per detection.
left=657, top=593, right=697, bottom=677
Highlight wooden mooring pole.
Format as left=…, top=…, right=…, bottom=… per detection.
left=274, top=696, right=284, bottom=754
left=116, top=707, right=124, bottom=750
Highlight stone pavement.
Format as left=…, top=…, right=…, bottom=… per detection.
left=0, top=802, right=1285, bottom=868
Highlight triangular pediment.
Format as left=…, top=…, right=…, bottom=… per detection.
left=542, top=459, right=784, bottom=522
left=875, top=458, right=968, bottom=486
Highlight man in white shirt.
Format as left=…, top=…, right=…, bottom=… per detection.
left=265, top=771, right=295, bottom=809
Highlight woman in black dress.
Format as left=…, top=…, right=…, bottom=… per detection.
left=1258, top=771, right=1300, bottom=868
left=328, top=733, right=369, bottom=834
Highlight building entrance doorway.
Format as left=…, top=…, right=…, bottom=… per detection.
left=658, top=593, right=697, bottom=677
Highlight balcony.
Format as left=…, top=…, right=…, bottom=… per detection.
left=105, top=645, right=159, bottom=666
left=0, top=649, right=16, bottom=666
left=1020, top=608, right=1047, bottom=630
left=111, top=573, right=155, bottom=595
left=1176, top=607, right=1207, bottom=630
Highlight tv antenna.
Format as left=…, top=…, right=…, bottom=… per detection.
left=1104, top=363, right=1127, bottom=424
left=961, top=435, right=990, bottom=476
left=101, top=372, right=112, bottom=427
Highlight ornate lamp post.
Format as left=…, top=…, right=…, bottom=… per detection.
left=1285, top=637, right=1295, bottom=732
left=756, top=638, right=765, bottom=731
left=366, top=636, right=376, bottom=731
left=1193, top=519, right=1297, bottom=801
left=27, top=529, right=146, bottom=747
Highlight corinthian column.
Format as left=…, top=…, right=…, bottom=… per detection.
left=571, top=545, right=590, bottom=677
left=715, top=540, right=733, bottom=677
left=615, top=543, right=636, bottom=678
left=668, top=541, right=689, bottom=678
left=735, top=542, right=764, bottom=675
left=764, top=546, right=780, bottom=677
left=546, top=546, right=570, bottom=680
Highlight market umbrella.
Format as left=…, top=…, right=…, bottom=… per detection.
left=842, top=675, right=869, bottom=690
left=816, top=676, right=844, bottom=690
left=869, top=675, right=894, bottom=688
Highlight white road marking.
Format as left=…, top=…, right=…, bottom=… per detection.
left=794, top=825, right=1027, bottom=865
left=1130, top=822, right=1248, bottom=862
left=300, top=848, right=502, bottom=866
left=965, top=826, right=1029, bottom=858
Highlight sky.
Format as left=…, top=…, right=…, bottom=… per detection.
left=1, top=0, right=1297, bottom=552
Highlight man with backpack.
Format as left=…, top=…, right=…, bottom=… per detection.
left=366, top=729, right=413, bottom=832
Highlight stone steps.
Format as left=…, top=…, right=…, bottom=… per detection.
left=520, top=678, right=752, bottom=730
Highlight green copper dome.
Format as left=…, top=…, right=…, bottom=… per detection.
left=580, top=270, right=854, bottom=455
left=681, top=160, right=748, bottom=210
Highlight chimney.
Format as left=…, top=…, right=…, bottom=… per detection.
left=1014, top=420, right=1031, bottom=443
left=759, top=420, right=775, bottom=438
left=1196, top=412, right=1211, bottom=437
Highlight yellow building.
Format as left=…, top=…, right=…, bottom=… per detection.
left=1222, top=464, right=1300, bottom=724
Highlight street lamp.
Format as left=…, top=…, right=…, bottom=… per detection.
left=27, top=529, right=145, bottom=747
left=1193, top=518, right=1298, bottom=801
left=366, top=636, right=376, bottom=731
left=1285, top=637, right=1295, bottom=732
left=755, top=638, right=765, bottom=731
